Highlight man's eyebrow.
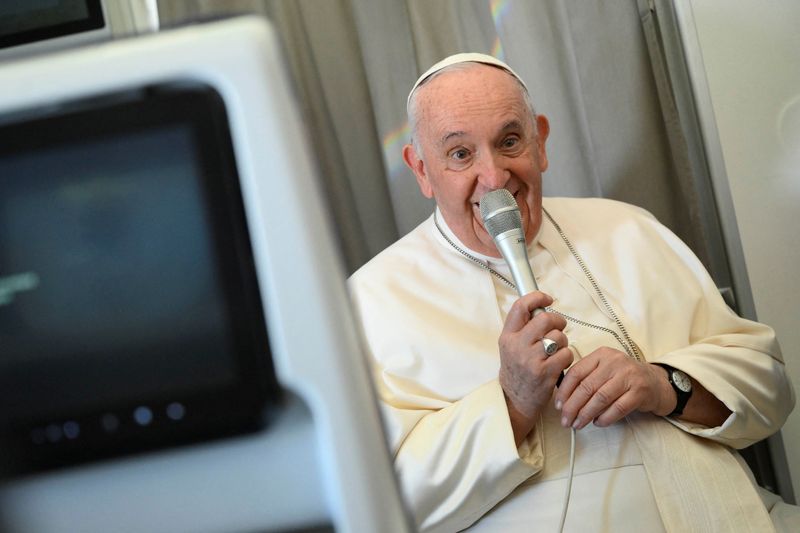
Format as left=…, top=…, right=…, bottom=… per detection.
left=500, top=120, right=523, bottom=132
left=438, top=120, right=525, bottom=146
left=439, top=130, right=466, bottom=146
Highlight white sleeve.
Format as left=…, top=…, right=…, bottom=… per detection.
left=379, top=375, right=542, bottom=532
left=620, top=206, right=795, bottom=448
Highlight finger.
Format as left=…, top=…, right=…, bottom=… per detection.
left=548, top=345, right=574, bottom=373
left=518, top=290, right=554, bottom=314
left=570, top=379, right=627, bottom=430
left=541, top=330, right=569, bottom=357
left=554, top=355, right=600, bottom=408
left=503, top=291, right=553, bottom=334
left=593, top=391, right=640, bottom=428
left=517, top=313, right=568, bottom=347
left=539, top=345, right=573, bottom=389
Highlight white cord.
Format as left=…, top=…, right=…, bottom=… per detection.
left=557, top=427, right=576, bottom=533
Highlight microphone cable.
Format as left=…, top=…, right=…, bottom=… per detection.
left=557, top=427, right=576, bottom=533
left=477, top=191, right=576, bottom=531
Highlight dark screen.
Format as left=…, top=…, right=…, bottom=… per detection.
left=0, top=0, right=103, bottom=48
left=0, top=125, right=236, bottom=416
left=0, top=87, right=277, bottom=473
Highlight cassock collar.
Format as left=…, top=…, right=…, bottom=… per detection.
left=433, top=206, right=543, bottom=267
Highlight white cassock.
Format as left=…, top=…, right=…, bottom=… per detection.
left=348, top=197, right=795, bottom=533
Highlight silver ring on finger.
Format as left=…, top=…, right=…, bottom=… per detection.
left=542, top=337, right=559, bottom=356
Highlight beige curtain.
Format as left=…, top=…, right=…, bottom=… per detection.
left=157, top=0, right=716, bottom=278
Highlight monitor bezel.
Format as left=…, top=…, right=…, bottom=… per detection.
left=0, top=84, right=281, bottom=475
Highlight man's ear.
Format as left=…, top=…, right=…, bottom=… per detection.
left=403, top=143, right=434, bottom=199
left=534, top=114, right=550, bottom=173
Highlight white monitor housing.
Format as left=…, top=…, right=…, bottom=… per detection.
left=0, top=0, right=158, bottom=62
left=0, top=16, right=409, bottom=533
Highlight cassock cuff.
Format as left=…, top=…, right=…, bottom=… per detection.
left=488, top=379, right=545, bottom=471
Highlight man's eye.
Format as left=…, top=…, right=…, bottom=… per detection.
left=450, top=149, right=470, bottom=161
left=502, top=137, right=519, bottom=149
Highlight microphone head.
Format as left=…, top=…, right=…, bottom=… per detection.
left=479, top=189, right=522, bottom=239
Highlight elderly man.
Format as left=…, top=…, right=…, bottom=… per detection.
left=348, top=53, right=795, bottom=532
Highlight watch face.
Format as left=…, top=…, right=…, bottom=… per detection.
left=672, top=370, right=692, bottom=392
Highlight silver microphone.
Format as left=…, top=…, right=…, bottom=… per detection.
left=481, top=189, right=558, bottom=359
left=479, top=189, right=538, bottom=296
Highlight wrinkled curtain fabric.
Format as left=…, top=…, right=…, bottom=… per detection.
left=158, top=0, right=713, bottom=278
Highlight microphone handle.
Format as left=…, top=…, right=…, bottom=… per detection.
left=493, top=230, right=544, bottom=314
left=493, top=229, right=563, bottom=385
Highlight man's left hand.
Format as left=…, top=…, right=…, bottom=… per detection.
left=554, top=347, right=674, bottom=429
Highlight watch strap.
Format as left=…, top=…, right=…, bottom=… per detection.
left=653, top=363, right=692, bottom=417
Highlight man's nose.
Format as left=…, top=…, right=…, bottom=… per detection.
left=475, top=153, right=509, bottom=189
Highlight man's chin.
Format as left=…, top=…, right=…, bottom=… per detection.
left=476, top=235, right=503, bottom=258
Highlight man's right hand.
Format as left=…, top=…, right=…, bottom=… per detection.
left=498, top=291, right=572, bottom=445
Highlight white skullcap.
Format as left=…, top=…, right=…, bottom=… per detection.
left=407, top=52, right=528, bottom=110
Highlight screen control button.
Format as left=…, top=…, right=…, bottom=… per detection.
left=166, top=402, right=185, bottom=421
left=133, top=406, right=153, bottom=426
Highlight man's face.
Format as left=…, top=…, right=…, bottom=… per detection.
left=403, top=64, right=549, bottom=258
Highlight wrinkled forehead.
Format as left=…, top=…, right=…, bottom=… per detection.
left=416, top=66, right=532, bottom=139
left=415, top=65, right=536, bottom=152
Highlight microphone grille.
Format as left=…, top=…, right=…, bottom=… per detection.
left=480, top=189, right=522, bottom=238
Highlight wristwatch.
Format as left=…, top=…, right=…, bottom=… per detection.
left=653, top=363, right=693, bottom=417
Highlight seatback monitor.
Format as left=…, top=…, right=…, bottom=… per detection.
left=0, top=85, right=279, bottom=475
